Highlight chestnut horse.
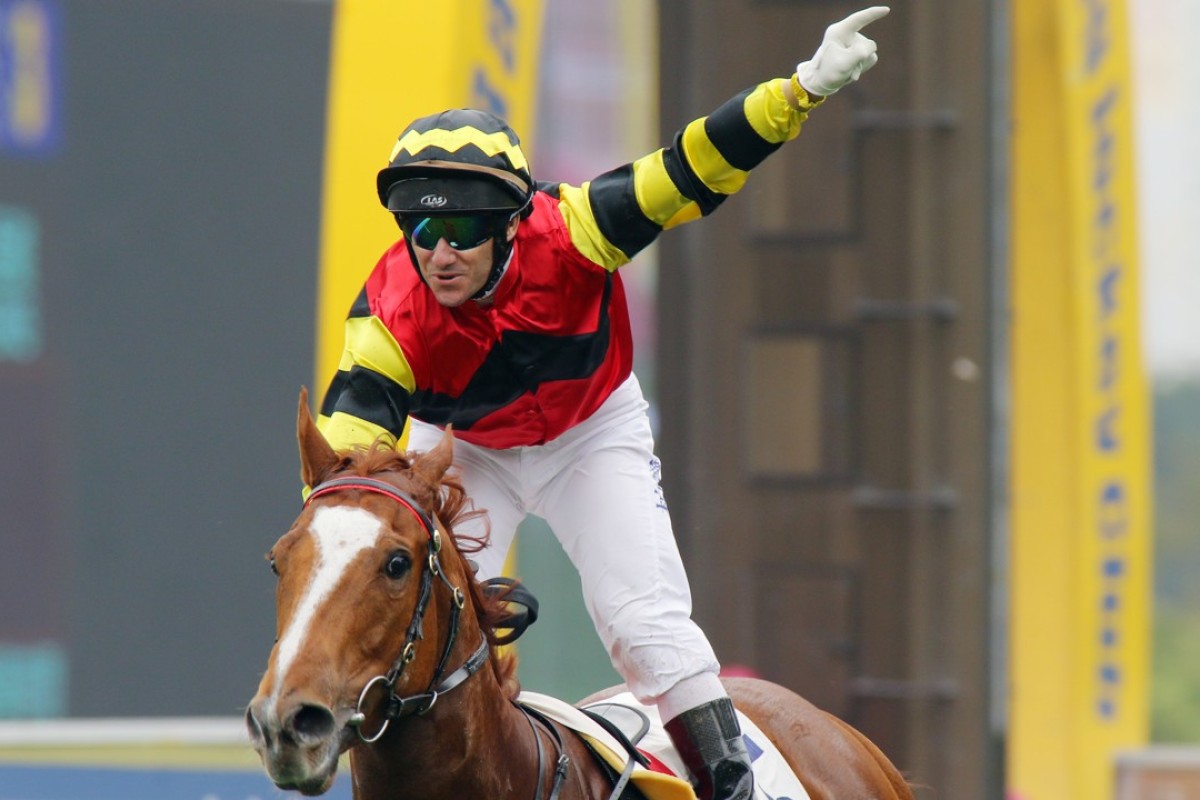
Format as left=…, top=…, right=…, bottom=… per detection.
left=245, top=391, right=915, bottom=799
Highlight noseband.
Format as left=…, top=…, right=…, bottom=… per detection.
left=304, top=475, right=489, bottom=743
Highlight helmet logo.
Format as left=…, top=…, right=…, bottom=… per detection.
left=419, top=193, right=449, bottom=209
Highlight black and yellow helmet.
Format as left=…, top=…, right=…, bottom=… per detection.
left=376, top=109, right=534, bottom=216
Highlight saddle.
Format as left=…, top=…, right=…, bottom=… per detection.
left=496, top=582, right=809, bottom=799
left=518, top=692, right=694, bottom=800
left=517, top=692, right=812, bottom=800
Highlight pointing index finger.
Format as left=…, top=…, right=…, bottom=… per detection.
left=828, top=6, right=890, bottom=43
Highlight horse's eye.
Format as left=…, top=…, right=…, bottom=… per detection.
left=384, top=553, right=411, bottom=580
left=267, top=554, right=279, bottom=576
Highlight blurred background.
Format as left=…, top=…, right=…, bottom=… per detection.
left=0, top=0, right=1196, bottom=798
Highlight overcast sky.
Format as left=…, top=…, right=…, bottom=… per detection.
left=1131, top=0, right=1200, bottom=378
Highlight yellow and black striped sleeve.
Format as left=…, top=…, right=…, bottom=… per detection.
left=557, top=77, right=821, bottom=270
left=316, top=288, right=416, bottom=452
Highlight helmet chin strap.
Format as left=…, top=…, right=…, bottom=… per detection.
left=471, top=234, right=514, bottom=302
left=473, top=199, right=528, bottom=301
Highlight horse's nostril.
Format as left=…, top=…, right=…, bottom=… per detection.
left=290, top=703, right=337, bottom=744
left=245, top=704, right=270, bottom=747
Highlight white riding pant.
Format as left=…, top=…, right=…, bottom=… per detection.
left=407, top=375, right=722, bottom=705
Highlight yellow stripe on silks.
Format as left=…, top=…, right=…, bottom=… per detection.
left=391, top=127, right=530, bottom=170
left=341, top=316, right=416, bottom=393
left=663, top=204, right=702, bottom=230
left=632, top=150, right=692, bottom=228
left=556, top=183, right=629, bottom=271
left=743, top=79, right=808, bottom=144
left=316, top=410, right=400, bottom=453
left=680, top=118, right=748, bottom=196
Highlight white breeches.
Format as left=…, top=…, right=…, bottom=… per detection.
left=407, top=375, right=721, bottom=703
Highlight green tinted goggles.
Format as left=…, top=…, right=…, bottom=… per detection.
left=396, top=213, right=511, bottom=251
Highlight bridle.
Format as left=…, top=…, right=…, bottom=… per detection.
left=303, top=475, right=489, bottom=744
left=302, top=473, right=574, bottom=800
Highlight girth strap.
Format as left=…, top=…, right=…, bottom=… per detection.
left=519, top=702, right=572, bottom=800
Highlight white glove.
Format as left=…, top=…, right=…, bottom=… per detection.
left=795, top=6, right=890, bottom=97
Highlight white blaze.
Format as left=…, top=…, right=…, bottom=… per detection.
left=271, top=505, right=384, bottom=700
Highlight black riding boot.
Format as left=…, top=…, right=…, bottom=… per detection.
left=663, top=697, right=755, bottom=800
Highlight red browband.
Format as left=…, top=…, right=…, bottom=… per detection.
left=305, top=476, right=435, bottom=535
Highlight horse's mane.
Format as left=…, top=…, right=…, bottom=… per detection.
left=329, top=444, right=521, bottom=699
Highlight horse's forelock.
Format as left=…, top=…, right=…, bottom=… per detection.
left=338, top=445, right=473, bottom=539
left=339, top=442, right=415, bottom=479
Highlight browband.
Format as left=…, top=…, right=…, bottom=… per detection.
left=305, top=476, right=437, bottom=537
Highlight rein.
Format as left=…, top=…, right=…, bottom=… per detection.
left=303, top=475, right=486, bottom=743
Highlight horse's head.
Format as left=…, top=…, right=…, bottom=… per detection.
left=246, top=390, right=515, bottom=795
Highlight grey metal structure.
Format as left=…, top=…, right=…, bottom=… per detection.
left=655, top=2, right=1004, bottom=797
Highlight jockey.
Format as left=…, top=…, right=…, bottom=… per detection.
left=317, top=8, right=888, bottom=800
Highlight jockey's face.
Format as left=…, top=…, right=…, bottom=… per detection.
left=411, top=216, right=519, bottom=307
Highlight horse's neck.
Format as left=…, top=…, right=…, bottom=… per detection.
left=350, top=677, right=542, bottom=799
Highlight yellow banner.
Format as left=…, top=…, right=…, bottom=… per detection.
left=1010, top=0, right=1151, bottom=797
left=314, top=0, right=545, bottom=392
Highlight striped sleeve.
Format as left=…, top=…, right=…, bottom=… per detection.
left=316, top=287, right=416, bottom=452
left=558, top=77, right=819, bottom=269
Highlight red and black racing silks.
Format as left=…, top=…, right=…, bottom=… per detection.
left=318, top=78, right=822, bottom=451
left=319, top=191, right=633, bottom=449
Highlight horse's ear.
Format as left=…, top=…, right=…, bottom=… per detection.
left=297, top=387, right=339, bottom=487
left=411, top=425, right=455, bottom=491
